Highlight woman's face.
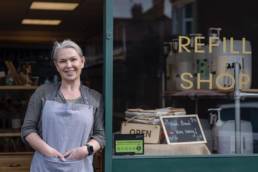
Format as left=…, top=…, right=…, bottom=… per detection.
left=54, top=48, right=85, bottom=82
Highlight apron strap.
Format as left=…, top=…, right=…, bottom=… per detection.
left=80, top=86, right=95, bottom=142
left=80, top=85, right=90, bottom=105
left=49, top=82, right=90, bottom=105
left=47, top=83, right=61, bottom=102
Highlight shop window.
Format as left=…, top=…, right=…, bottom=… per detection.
left=113, top=0, right=258, bottom=157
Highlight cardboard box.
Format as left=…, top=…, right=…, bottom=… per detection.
left=121, top=122, right=161, bottom=144
left=144, top=143, right=210, bottom=155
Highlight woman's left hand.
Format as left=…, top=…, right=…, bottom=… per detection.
left=63, top=146, right=88, bottom=160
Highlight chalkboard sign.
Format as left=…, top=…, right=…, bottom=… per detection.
left=160, top=115, right=207, bottom=144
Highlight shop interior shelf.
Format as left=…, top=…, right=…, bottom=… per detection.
left=0, top=86, right=38, bottom=90
left=165, top=89, right=230, bottom=98
left=0, top=129, right=21, bottom=138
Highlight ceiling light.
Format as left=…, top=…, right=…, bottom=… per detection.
left=30, top=1, right=79, bottom=11
left=22, top=19, right=62, bottom=26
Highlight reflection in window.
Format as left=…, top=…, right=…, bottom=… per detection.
left=113, top=0, right=258, bottom=156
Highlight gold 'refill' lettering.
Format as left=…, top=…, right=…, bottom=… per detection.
left=194, top=36, right=205, bottom=53
left=209, top=37, right=220, bottom=53
left=242, top=37, right=252, bottom=55
left=229, top=37, right=240, bottom=54
left=175, top=36, right=251, bottom=54
left=178, top=36, right=191, bottom=53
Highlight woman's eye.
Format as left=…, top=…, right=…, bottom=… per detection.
left=58, top=60, right=66, bottom=63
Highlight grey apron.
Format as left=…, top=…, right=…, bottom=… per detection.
left=30, top=89, right=94, bottom=172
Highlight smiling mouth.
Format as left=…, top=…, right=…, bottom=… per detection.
left=65, top=70, right=75, bottom=73
left=64, top=70, right=76, bottom=75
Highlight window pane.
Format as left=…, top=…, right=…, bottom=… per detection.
left=185, top=3, right=193, bottom=18
left=113, top=0, right=258, bottom=156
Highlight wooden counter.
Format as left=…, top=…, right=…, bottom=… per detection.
left=0, top=152, right=32, bottom=172
left=0, top=152, right=103, bottom=172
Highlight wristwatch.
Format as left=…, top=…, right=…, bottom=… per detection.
left=85, top=143, right=94, bottom=155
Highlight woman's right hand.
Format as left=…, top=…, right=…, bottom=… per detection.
left=25, top=133, right=65, bottom=161
left=45, top=147, right=65, bottom=161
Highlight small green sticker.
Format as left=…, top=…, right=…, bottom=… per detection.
left=116, top=140, right=143, bottom=154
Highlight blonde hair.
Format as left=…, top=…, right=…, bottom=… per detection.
left=51, top=39, right=84, bottom=60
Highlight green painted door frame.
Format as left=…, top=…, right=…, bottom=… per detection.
left=103, top=0, right=113, bottom=172
left=103, top=1, right=258, bottom=172
left=112, top=155, right=258, bottom=172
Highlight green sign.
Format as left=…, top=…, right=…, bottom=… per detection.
left=114, top=134, right=144, bottom=155
left=116, top=140, right=143, bottom=154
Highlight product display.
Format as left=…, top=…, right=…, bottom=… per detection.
left=118, top=107, right=211, bottom=155
left=209, top=102, right=258, bottom=154
left=125, top=107, right=186, bottom=124
left=218, top=120, right=253, bottom=154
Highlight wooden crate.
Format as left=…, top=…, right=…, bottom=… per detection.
left=0, top=152, right=103, bottom=172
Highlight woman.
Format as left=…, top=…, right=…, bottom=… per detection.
left=21, top=40, right=105, bottom=172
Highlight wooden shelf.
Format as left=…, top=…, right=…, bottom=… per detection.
left=0, top=152, right=33, bottom=156
left=0, top=86, right=38, bottom=90
left=241, top=89, right=258, bottom=93
left=0, top=130, right=21, bottom=138
left=165, top=89, right=229, bottom=98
